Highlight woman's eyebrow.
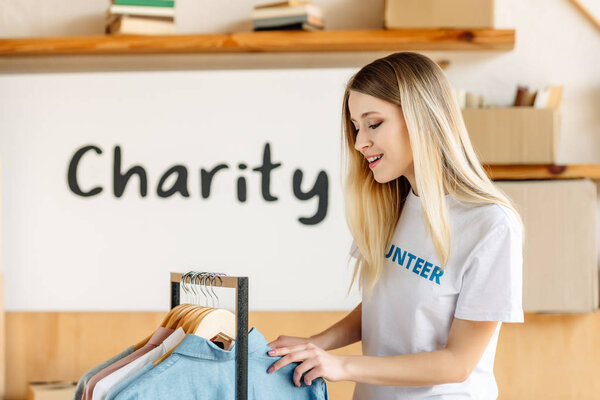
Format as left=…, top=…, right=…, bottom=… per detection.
left=350, top=111, right=380, bottom=122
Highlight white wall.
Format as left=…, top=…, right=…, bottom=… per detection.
left=0, top=68, right=363, bottom=311
left=0, top=0, right=599, bottom=311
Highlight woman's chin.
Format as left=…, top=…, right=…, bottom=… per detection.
left=373, top=173, right=391, bottom=184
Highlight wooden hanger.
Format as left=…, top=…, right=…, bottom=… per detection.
left=179, top=307, right=213, bottom=332
left=133, top=303, right=195, bottom=351
left=153, top=307, right=213, bottom=366
left=166, top=304, right=199, bottom=329
left=192, top=309, right=236, bottom=350
left=186, top=308, right=216, bottom=332
left=186, top=308, right=234, bottom=349
left=151, top=273, right=237, bottom=365
left=161, top=304, right=188, bottom=327
left=153, top=307, right=236, bottom=366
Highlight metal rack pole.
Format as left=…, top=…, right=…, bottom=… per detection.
left=170, top=272, right=248, bottom=400
left=236, top=276, right=248, bottom=400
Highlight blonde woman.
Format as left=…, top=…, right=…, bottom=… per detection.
left=266, top=51, right=525, bottom=400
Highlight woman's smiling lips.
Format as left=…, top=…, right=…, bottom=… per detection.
left=367, top=154, right=383, bottom=168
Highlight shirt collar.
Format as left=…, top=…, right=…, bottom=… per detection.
left=173, top=326, right=268, bottom=361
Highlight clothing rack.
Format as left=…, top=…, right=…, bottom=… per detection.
left=170, top=272, right=249, bottom=400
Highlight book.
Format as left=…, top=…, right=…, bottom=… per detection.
left=465, top=91, right=483, bottom=108
left=453, top=88, right=467, bottom=109
left=513, top=85, right=532, bottom=106
left=105, top=15, right=176, bottom=34
left=113, top=0, right=175, bottom=7
left=108, top=4, right=175, bottom=18
left=546, top=85, right=563, bottom=109
left=106, top=13, right=174, bottom=25
left=251, top=4, right=323, bottom=20
left=253, top=14, right=324, bottom=29
left=254, top=22, right=324, bottom=31
left=533, top=87, right=550, bottom=109
left=254, top=1, right=313, bottom=9
left=523, top=91, right=536, bottom=106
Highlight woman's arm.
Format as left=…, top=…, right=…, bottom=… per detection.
left=268, top=302, right=362, bottom=352
left=311, top=302, right=362, bottom=351
left=267, top=317, right=500, bottom=387
left=343, top=318, right=499, bottom=385
left=343, top=351, right=462, bottom=386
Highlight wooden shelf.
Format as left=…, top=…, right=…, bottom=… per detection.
left=484, top=164, right=600, bottom=180
left=0, top=28, right=515, bottom=57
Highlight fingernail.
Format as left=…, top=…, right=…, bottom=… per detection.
left=267, top=366, right=274, bottom=373
left=268, top=350, right=275, bottom=355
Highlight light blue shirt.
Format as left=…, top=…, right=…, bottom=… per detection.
left=113, top=327, right=329, bottom=400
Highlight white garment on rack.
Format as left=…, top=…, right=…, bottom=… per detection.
left=92, top=327, right=185, bottom=400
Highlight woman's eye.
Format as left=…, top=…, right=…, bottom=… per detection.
left=354, top=121, right=382, bottom=133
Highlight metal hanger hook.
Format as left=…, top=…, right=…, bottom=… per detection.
left=210, top=273, right=224, bottom=308
left=191, top=271, right=204, bottom=305
left=181, top=271, right=194, bottom=304
left=197, top=272, right=210, bottom=306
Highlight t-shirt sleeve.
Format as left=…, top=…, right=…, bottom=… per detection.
left=349, top=239, right=360, bottom=259
left=454, top=222, right=524, bottom=323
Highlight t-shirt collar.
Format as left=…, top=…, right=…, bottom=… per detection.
left=405, top=188, right=456, bottom=209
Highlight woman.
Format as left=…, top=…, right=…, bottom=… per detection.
left=266, top=51, right=525, bottom=399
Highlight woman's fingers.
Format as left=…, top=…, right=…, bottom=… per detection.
left=267, top=348, right=316, bottom=374
left=267, top=335, right=285, bottom=348
left=265, top=342, right=337, bottom=387
left=268, top=343, right=310, bottom=357
left=268, top=335, right=308, bottom=349
left=293, top=358, right=319, bottom=387
left=303, top=366, right=324, bottom=386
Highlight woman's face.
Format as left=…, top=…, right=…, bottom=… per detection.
left=348, top=90, right=414, bottom=184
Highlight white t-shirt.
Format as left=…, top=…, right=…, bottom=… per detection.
left=350, top=189, right=524, bottom=400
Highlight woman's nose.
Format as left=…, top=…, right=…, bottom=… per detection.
left=354, top=130, right=371, bottom=152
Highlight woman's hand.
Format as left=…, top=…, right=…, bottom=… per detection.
left=266, top=342, right=348, bottom=387
left=267, top=334, right=313, bottom=349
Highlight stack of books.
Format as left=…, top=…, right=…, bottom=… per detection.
left=251, top=0, right=325, bottom=31
left=105, top=0, right=176, bottom=35
left=453, top=88, right=485, bottom=109
left=514, top=85, right=563, bottom=109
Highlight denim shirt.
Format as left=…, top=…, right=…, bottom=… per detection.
left=113, top=327, right=329, bottom=400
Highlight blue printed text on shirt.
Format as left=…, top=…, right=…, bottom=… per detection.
left=385, top=244, right=444, bottom=285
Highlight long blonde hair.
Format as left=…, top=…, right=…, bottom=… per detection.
left=341, top=52, right=526, bottom=299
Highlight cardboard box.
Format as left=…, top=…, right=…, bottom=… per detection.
left=384, top=0, right=495, bottom=29
left=27, top=381, right=76, bottom=400
left=495, top=179, right=598, bottom=313
left=463, top=107, right=561, bottom=164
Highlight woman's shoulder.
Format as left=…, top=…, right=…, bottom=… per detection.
left=451, top=199, right=521, bottom=238
left=486, top=202, right=521, bottom=235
